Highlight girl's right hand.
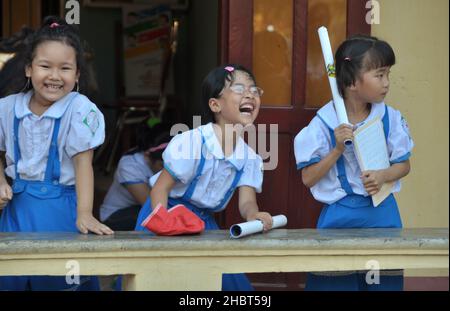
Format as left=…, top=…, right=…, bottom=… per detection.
left=0, top=182, right=13, bottom=209
left=334, top=124, right=354, bottom=152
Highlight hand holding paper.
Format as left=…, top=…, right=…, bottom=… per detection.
left=230, top=215, right=287, bottom=239
left=361, top=170, right=387, bottom=195
left=353, top=118, right=394, bottom=206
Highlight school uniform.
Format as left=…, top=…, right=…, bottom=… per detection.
left=0, top=91, right=105, bottom=291
left=294, top=101, right=414, bottom=291
left=135, top=122, right=263, bottom=291
left=100, top=152, right=154, bottom=230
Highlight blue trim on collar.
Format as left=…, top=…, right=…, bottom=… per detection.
left=316, top=114, right=333, bottom=130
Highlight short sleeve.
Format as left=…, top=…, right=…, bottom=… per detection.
left=237, top=154, right=263, bottom=193
left=162, top=130, right=201, bottom=184
left=116, top=155, right=149, bottom=185
left=294, top=116, right=330, bottom=170
left=65, top=96, right=105, bottom=157
left=387, top=107, right=414, bottom=164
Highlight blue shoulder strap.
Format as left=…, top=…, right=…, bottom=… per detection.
left=13, top=116, right=62, bottom=183
left=319, top=105, right=390, bottom=196
left=43, top=118, right=61, bottom=183
left=181, top=135, right=206, bottom=201
left=214, top=166, right=244, bottom=211
left=382, top=104, right=390, bottom=139
left=13, top=116, right=21, bottom=181
left=317, top=115, right=354, bottom=195
left=181, top=132, right=245, bottom=211
left=328, top=127, right=354, bottom=195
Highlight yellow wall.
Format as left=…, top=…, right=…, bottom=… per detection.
left=372, top=0, right=449, bottom=228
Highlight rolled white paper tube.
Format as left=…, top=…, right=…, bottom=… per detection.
left=229, top=215, right=288, bottom=239
left=318, top=26, right=352, bottom=146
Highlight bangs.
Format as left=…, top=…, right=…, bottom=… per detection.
left=362, top=41, right=396, bottom=71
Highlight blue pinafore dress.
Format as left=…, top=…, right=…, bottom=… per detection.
left=134, top=137, right=254, bottom=291
left=305, top=106, right=403, bottom=291
left=0, top=113, right=99, bottom=291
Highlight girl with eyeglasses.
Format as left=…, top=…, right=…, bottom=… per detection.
left=134, top=64, right=273, bottom=291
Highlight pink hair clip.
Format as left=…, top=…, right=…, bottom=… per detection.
left=344, top=57, right=351, bottom=62
left=146, top=143, right=169, bottom=154
left=50, top=22, right=60, bottom=28
left=224, top=66, right=234, bottom=72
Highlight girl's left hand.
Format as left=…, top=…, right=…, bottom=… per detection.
left=247, top=212, right=273, bottom=232
left=361, top=170, right=386, bottom=195
left=0, top=182, right=13, bottom=209
left=76, top=212, right=114, bottom=235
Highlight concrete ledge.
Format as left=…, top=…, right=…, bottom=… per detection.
left=0, top=228, right=448, bottom=290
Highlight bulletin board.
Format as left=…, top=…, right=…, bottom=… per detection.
left=122, top=5, right=172, bottom=97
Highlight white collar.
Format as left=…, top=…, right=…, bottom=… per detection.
left=14, top=91, right=78, bottom=119
left=317, top=100, right=386, bottom=129
left=200, top=123, right=247, bottom=170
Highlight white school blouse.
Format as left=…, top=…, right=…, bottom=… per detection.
left=294, top=101, right=414, bottom=205
left=149, top=122, right=264, bottom=210
left=0, top=91, right=105, bottom=185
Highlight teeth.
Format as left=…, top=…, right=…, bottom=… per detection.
left=46, top=84, right=62, bottom=89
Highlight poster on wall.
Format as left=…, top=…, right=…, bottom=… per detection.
left=122, top=5, right=172, bottom=97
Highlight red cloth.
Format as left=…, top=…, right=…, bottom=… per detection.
left=141, top=203, right=205, bottom=235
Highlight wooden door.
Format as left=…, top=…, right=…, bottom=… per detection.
left=218, top=0, right=370, bottom=289
left=1, top=0, right=42, bottom=37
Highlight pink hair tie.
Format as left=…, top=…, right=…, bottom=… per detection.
left=50, top=22, right=60, bottom=28
left=224, top=66, right=234, bottom=72
left=146, top=143, right=169, bottom=154
left=344, top=57, right=351, bottom=61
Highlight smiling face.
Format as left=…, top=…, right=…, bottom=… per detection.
left=25, top=40, right=79, bottom=108
left=209, top=70, right=261, bottom=127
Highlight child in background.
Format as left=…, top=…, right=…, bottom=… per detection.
left=0, top=16, right=113, bottom=291
left=294, top=35, right=413, bottom=291
left=135, top=64, right=273, bottom=291
left=100, top=122, right=171, bottom=231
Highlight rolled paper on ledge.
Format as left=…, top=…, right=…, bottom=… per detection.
left=229, top=215, right=288, bottom=239
left=317, top=26, right=352, bottom=146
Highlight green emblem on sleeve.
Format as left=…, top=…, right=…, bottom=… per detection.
left=83, top=109, right=100, bottom=136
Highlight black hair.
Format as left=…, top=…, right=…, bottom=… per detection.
left=201, top=64, right=257, bottom=123
left=0, top=15, right=94, bottom=97
left=335, top=34, right=396, bottom=98
left=148, top=130, right=172, bottom=162
left=0, top=27, right=33, bottom=97
left=126, top=121, right=172, bottom=161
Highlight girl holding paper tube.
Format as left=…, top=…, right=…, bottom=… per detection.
left=294, top=35, right=414, bottom=291
left=134, top=64, right=273, bottom=291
